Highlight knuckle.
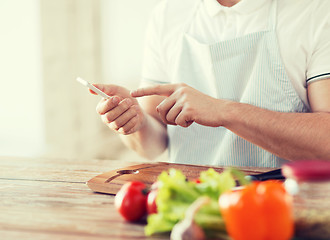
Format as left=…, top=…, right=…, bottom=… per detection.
left=181, top=86, right=190, bottom=94
left=184, top=102, right=190, bottom=109
left=106, top=85, right=118, bottom=96
left=166, top=114, right=174, bottom=123
left=105, top=99, right=113, bottom=109
left=121, top=98, right=132, bottom=109
left=156, top=104, right=164, bottom=113
left=131, top=104, right=140, bottom=114
left=111, top=85, right=118, bottom=94
left=177, top=83, right=188, bottom=91
left=119, top=116, right=139, bottom=135
left=184, top=103, right=193, bottom=113
left=152, top=85, right=161, bottom=94
left=177, top=87, right=188, bottom=97
left=131, top=115, right=138, bottom=124
left=128, top=107, right=138, bottom=118
left=181, top=94, right=189, bottom=102
left=176, top=118, right=188, bottom=128
left=175, top=119, right=184, bottom=127
left=139, top=88, right=146, bottom=96
left=157, top=106, right=163, bottom=112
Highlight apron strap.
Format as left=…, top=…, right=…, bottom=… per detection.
left=267, top=0, right=278, bottom=31
left=183, top=0, right=203, bottom=32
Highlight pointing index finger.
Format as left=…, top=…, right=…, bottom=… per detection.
left=130, top=84, right=176, bottom=98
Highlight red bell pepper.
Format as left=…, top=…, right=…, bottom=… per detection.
left=219, top=181, right=294, bottom=240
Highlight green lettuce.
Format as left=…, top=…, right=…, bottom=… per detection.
left=145, top=168, right=242, bottom=236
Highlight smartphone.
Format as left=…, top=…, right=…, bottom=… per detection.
left=76, top=77, right=110, bottom=98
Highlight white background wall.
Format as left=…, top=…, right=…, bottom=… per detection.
left=0, top=0, right=45, bottom=156
left=0, top=0, right=161, bottom=160
left=100, top=0, right=158, bottom=88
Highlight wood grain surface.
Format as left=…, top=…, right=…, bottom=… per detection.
left=0, top=156, right=265, bottom=240
left=0, top=156, right=163, bottom=240
left=1, top=156, right=329, bottom=240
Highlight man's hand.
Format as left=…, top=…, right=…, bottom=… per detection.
left=91, top=84, right=147, bottom=135
left=131, top=83, right=228, bottom=127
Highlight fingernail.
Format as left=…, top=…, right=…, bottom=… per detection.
left=125, top=98, right=132, bottom=105
left=130, top=90, right=136, bottom=96
left=112, top=97, right=119, bottom=104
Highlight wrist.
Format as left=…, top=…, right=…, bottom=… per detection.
left=217, top=100, right=239, bottom=128
left=137, top=109, right=152, bottom=133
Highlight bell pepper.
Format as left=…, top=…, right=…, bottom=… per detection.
left=218, top=180, right=294, bottom=240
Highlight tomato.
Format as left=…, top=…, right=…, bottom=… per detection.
left=218, top=181, right=294, bottom=240
left=147, top=181, right=159, bottom=214
left=147, top=189, right=158, bottom=214
left=115, top=181, right=148, bottom=222
left=194, top=178, right=201, bottom=184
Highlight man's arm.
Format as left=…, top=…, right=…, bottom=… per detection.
left=223, top=79, right=330, bottom=160
left=308, top=79, right=330, bottom=112
left=131, top=80, right=330, bottom=160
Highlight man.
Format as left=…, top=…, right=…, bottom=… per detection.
left=93, top=0, right=330, bottom=167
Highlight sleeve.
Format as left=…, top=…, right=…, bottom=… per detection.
left=140, top=1, right=170, bottom=87
left=306, top=6, right=330, bottom=85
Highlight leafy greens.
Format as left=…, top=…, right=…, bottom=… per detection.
left=145, top=168, right=242, bottom=236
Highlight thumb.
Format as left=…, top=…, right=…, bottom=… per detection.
left=90, top=84, right=130, bottom=98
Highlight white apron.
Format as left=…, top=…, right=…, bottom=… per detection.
left=167, top=0, right=308, bottom=167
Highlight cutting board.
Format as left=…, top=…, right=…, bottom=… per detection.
left=86, top=162, right=266, bottom=195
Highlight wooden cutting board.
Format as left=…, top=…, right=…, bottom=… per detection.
left=86, top=162, right=266, bottom=195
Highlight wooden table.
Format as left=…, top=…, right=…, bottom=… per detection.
left=0, top=156, right=165, bottom=240
left=0, top=156, right=328, bottom=240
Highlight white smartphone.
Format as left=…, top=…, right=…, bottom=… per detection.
left=76, top=77, right=110, bottom=98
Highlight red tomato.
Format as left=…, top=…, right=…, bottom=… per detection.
left=147, top=189, right=158, bottom=214
left=147, top=181, right=159, bottom=214
left=219, top=181, right=294, bottom=240
left=194, top=178, right=201, bottom=184
left=115, top=181, right=148, bottom=222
